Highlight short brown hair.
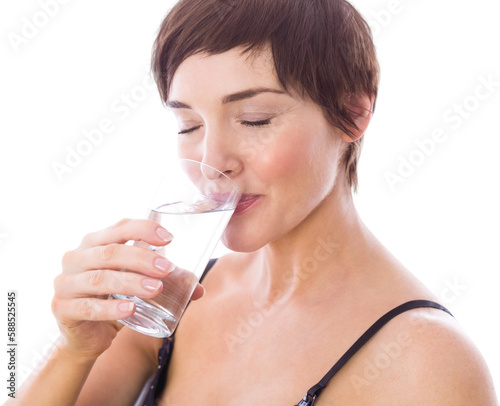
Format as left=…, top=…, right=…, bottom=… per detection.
left=152, top=0, right=380, bottom=190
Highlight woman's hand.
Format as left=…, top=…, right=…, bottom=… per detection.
left=51, top=218, right=204, bottom=361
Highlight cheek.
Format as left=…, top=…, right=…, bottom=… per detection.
left=177, top=138, right=203, bottom=162
left=256, top=132, right=320, bottom=183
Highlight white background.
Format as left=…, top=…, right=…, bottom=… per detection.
left=1, top=0, right=499, bottom=399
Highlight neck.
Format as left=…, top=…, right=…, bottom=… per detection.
left=252, top=180, right=374, bottom=304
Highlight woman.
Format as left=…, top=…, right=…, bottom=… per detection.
left=9, top=0, right=498, bottom=404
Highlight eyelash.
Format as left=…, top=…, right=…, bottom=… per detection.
left=178, top=119, right=272, bottom=135
left=240, top=119, right=272, bottom=128
left=178, top=125, right=202, bottom=135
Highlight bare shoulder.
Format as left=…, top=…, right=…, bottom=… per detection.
left=344, top=307, right=499, bottom=405
left=404, top=309, right=496, bottom=404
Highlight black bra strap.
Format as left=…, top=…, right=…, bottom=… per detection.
left=200, top=258, right=218, bottom=283
left=297, top=300, right=453, bottom=406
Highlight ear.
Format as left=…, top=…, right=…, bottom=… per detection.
left=341, top=93, right=375, bottom=142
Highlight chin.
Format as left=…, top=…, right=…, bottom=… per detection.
left=220, top=223, right=268, bottom=253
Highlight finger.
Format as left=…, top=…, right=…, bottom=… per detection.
left=54, top=270, right=164, bottom=299
left=52, top=297, right=136, bottom=322
left=62, top=243, right=175, bottom=277
left=79, top=218, right=173, bottom=250
left=190, top=283, right=205, bottom=301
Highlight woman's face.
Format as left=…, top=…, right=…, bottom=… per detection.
left=168, top=47, right=346, bottom=252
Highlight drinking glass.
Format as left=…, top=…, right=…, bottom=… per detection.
left=110, top=159, right=241, bottom=338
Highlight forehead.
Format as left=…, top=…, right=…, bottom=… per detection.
left=168, top=47, right=281, bottom=102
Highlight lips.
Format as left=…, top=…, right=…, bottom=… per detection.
left=234, top=194, right=262, bottom=215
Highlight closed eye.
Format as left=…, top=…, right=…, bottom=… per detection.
left=240, top=119, right=272, bottom=127
left=178, top=125, right=202, bottom=135
left=179, top=119, right=272, bottom=134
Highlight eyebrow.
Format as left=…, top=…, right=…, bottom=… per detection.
left=165, top=87, right=286, bottom=109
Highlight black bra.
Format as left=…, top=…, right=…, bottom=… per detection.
left=141, top=259, right=453, bottom=405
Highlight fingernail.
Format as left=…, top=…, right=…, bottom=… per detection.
left=155, top=257, right=175, bottom=274
left=142, top=278, right=163, bottom=292
left=156, top=227, right=173, bottom=242
left=118, top=302, right=134, bottom=313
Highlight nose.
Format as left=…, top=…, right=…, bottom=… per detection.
left=201, top=125, right=242, bottom=180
